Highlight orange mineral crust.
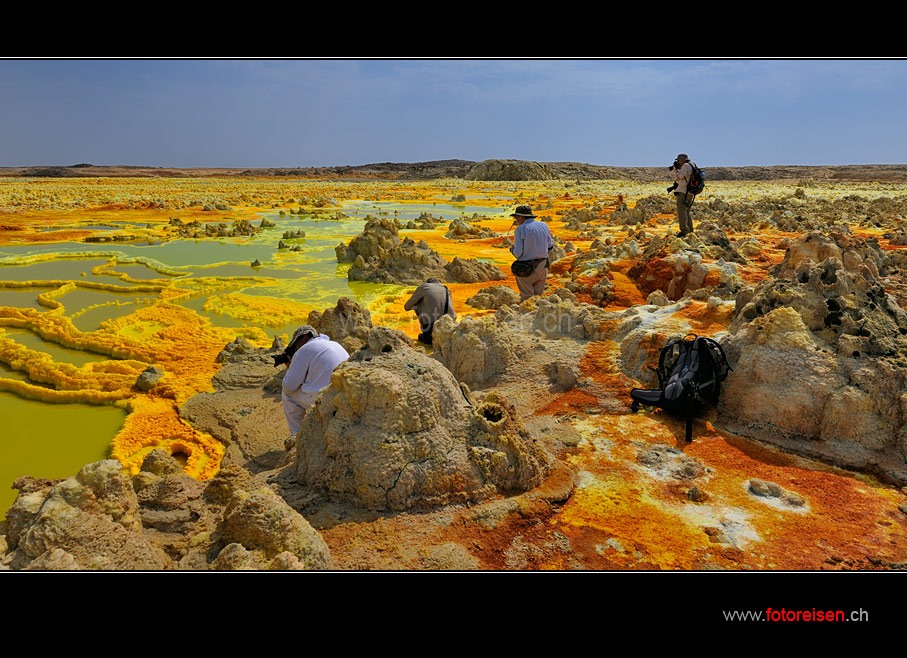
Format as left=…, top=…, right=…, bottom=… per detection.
left=534, top=389, right=601, bottom=416
left=669, top=300, right=735, bottom=336
left=112, top=396, right=224, bottom=478
left=579, top=339, right=637, bottom=404
left=544, top=412, right=907, bottom=570
left=605, top=270, right=647, bottom=309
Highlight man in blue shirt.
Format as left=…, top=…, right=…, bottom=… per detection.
left=510, top=205, right=553, bottom=302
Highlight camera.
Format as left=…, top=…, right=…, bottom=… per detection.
left=670, top=160, right=680, bottom=170
left=272, top=330, right=312, bottom=366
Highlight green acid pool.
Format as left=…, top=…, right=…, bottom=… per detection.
left=0, top=389, right=127, bottom=515
left=0, top=196, right=511, bottom=518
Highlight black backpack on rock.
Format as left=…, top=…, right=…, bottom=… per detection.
left=629, top=334, right=731, bottom=442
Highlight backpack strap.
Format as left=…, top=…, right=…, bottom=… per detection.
left=656, top=339, right=679, bottom=388
left=700, top=337, right=733, bottom=378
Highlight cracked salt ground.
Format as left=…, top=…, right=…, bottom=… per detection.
left=669, top=502, right=761, bottom=550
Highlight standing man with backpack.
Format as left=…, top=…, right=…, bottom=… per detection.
left=668, top=153, right=697, bottom=237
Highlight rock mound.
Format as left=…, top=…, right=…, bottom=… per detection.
left=335, top=216, right=400, bottom=263
left=444, top=257, right=506, bottom=284
left=220, top=487, right=331, bottom=568
left=444, top=216, right=499, bottom=240
left=432, top=315, right=525, bottom=387
left=339, top=220, right=505, bottom=285
left=1, top=453, right=331, bottom=570
left=466, top=285, right=521, bottom=310
left=348, top=236, right=448, bottom=284
left=464, top=159, right=554, bottom=181
left=497, top=295, right=613, bottom=341
left=307, top=297, right=374, bottom=353
left=294, top=327, right=551, bottom=510
left=135, top=365, right=164, bottom=392
left=636, top=444, right=706, bottom=480
left=746, top=478, right=806, bottom=509
left=181, top=339, right=290, bottom=470
left=718, top=232, right=907, bottom=483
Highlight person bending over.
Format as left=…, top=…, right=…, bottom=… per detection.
left=279, top=325, right=349, bottom=435
left=404, top=277, right=456, bottom=345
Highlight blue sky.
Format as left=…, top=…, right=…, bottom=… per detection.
left=1, top=59, right=905, bottom=168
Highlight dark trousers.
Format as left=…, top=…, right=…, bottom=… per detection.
left=675, top=192, right=694, bottom=234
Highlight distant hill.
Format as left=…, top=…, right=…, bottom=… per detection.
left=3, top=160, right=907, bottom=182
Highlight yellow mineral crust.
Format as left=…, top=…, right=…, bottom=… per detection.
left=89, top=261, right=169, bottom=285
left=0, top=279, right=165, bottom=297
left=203, top=292, right=315, bottom=327
left=98, top=303, right=266, bottom=403
left=111, top=396, right=224, bottom=479
left=0, top=297, right=262, bottom=480
left=743, top=306, right=817, bottom=350
left=0, top=333, right=143, bottom=393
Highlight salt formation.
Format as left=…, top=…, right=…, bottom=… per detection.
left=336, top=216, right=505, bottom=285
left=627, top=235, right=745, bottom=301
left=719, top=232, right=907, bottom=483
left=432, top=315, right=524, bottom=387
left=466, top=285, right=521, bottom=310
left=168, top=218, right=260, bottom=239
left=294, top=327, right=551, bottom=511
left=0, top=452, right=331, bottom=570
left=307, top=297, right=374, bottom=353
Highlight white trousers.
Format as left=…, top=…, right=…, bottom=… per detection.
left=282, top=390, right=316, bottom=435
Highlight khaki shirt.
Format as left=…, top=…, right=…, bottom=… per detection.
left=404, top=281, right=455, bottom=333
left=674, top=162, right=692, bottom=194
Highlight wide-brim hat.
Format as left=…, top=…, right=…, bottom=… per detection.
left=511, top=204, right=537, bottom=218
left=289, top=325, right=317, bottom=347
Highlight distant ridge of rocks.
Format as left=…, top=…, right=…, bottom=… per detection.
left=5, top=160, right=907, bottom=182
left=464, top=159, right=554, bottom=181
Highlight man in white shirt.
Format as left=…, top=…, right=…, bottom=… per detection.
left=281, top=325, right=349, bottom=435
left=669, top=153, right=695, bottom=236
